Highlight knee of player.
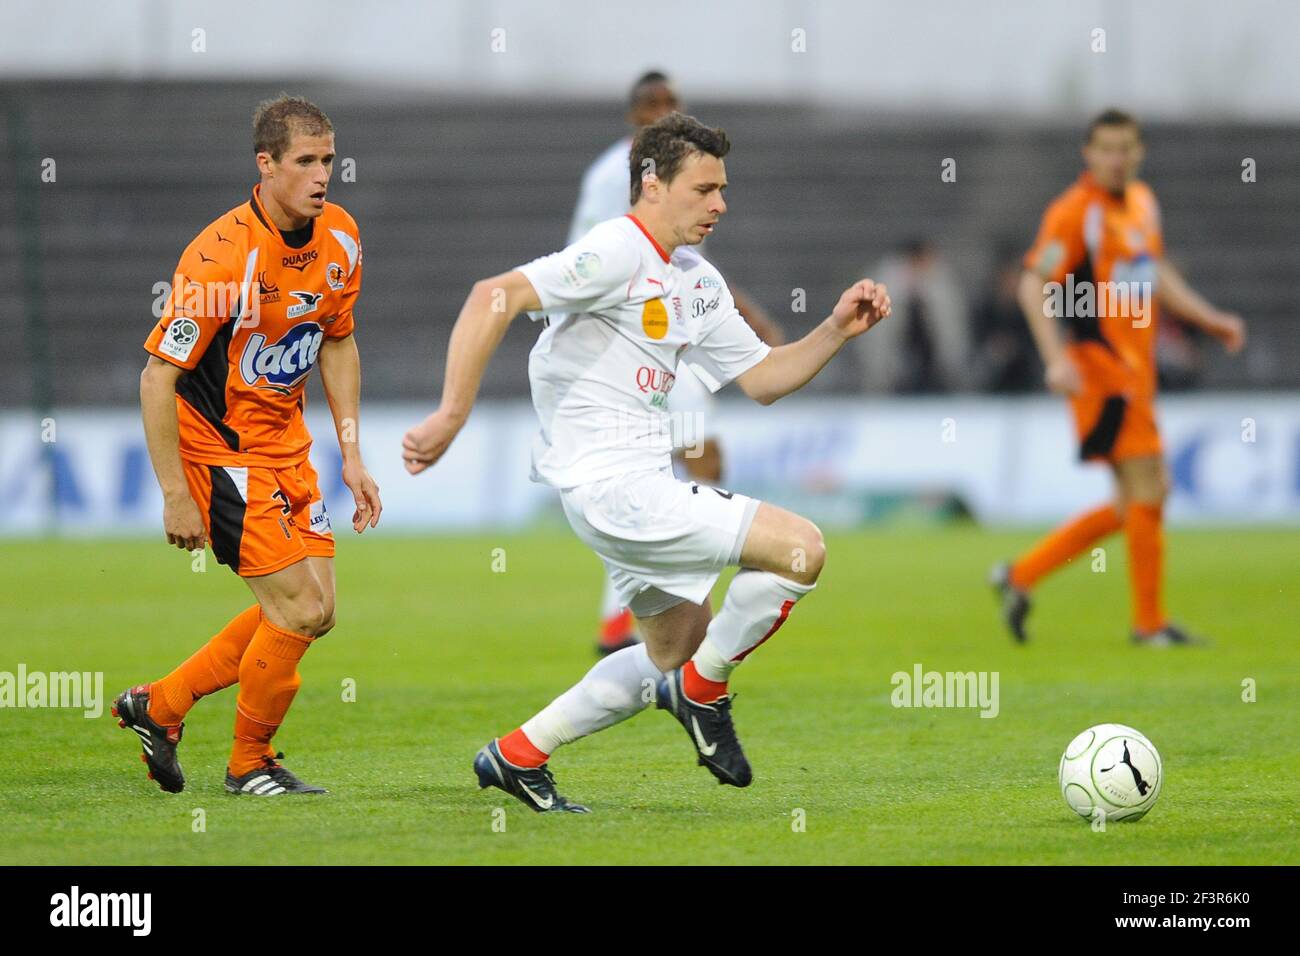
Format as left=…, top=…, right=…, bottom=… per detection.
left=316, top=608, right=336, bottom=638
left=307, top=600, right=333, bottom=638
left=1117, top=481, right=1167, bottom=511
left=1138, top=488, right=1168, bottom=509
left=648, top=645, right=692, bottom=673
left=794, top=522, right=826, bottom=582
left=282, top=597, right=330, bottom=637
left=1154, top=471, right=1171, bottom=503
left=317, top=592, right=337, bottom=636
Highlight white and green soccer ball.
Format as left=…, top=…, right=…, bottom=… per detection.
left=1059, top=723, right=1162, bottom=822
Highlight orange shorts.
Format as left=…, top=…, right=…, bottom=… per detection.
left=182, top=457, right=334, bottom=577
left=1067, top=342, right=1162, bottom=463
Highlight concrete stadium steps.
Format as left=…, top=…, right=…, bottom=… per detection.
left=0, top=80, right=1295, bottom=406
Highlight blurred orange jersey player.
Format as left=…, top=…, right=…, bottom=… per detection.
left=1024, top=164, right=1165, bottom=461
left=114, top=96, right=382, bottom=798
left=993, top=109, right=1245, bottom=647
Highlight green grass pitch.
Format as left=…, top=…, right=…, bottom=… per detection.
left=0, top=525, right=1295, bottom=864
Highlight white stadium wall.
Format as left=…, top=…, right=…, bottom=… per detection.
left=5, top=0, right=1300, bottom=119
left=2, top=395, right=1298, bottom=536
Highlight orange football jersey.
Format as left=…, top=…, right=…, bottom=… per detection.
left=1024, top=171, right=1165, bottom=395
left=144, top=185, right=361, bottom=466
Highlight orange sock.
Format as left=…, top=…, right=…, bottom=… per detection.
left=599, top=608, right=635, bottom=647
left=1126, top=501, right=1167, bottom=634
left=148, top=605, right=262, bottom=726
left=1010, top=503, right=1123, bottom=590
left=682, top=660, right=728, bottom=704
left=499, top=728, right=549, bottom=768
left=228, top=616, right=313, bottom=777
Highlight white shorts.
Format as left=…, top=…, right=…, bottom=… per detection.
left=666, top=362, right=719, bottom=450
left=560, top=467, right=761, bottom=618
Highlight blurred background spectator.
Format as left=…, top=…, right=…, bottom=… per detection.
left=970, top=242, right=1041, bottom=393
left=854, top=239, right=970, bottom=393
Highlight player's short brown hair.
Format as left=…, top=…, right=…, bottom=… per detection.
left=629, top=112, right=730, bottom=203
left=1086, top=108, right=1141, bottom=143
left=253, top=95, right=333, bottom=160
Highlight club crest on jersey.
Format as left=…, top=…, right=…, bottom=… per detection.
left=239, top=322, right=324, bottom=391
left=287, top=291, right=324, bottom=319
left=326, top=262, right=346, bottom=291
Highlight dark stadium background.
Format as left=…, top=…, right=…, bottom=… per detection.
left=2, top=84, right=1296, bottom=410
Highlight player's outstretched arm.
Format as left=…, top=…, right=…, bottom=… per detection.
left=139, top=356, right=207, bottom=551
left=402, top=270, right=543, bottom=474
left=1155, top=259, right=1245, bottom=354
left=319, top=333, right=382, bottom=532
left=1017, top=268, right=1080, bottom=395
left=735, top=279, right=889, bottom=405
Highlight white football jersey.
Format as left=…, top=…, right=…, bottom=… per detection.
left=518, top=215, right=770, bottom=488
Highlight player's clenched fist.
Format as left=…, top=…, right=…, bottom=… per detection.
left=162, top=491, right=207, bottom=552
left=829, top=279, right=891, bottom=339
left=402, top=410, right=463, bottom=475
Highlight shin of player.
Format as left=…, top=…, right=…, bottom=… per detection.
left=117, top=96, right=381, bottom=796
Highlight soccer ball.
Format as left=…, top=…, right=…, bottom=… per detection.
left=1058, top=723, right=1162, bottom=822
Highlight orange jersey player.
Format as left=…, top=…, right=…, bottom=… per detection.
left=992, top=108, right=1245, bottom=646
left=113, top=95, right=382, bottom=796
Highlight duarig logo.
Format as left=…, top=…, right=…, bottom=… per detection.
left=239, top=322, right=324, bottom=393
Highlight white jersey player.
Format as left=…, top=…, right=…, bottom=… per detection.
left=569, top=70, right=784, bottom=654
left=403, top=112, right=890, bottom=812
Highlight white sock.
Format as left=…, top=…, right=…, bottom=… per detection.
left=521, top=643, right=664, bottom=755
left=599, top=571, right=625, bottom=622
left=691, top=570, right=815, bottom=683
